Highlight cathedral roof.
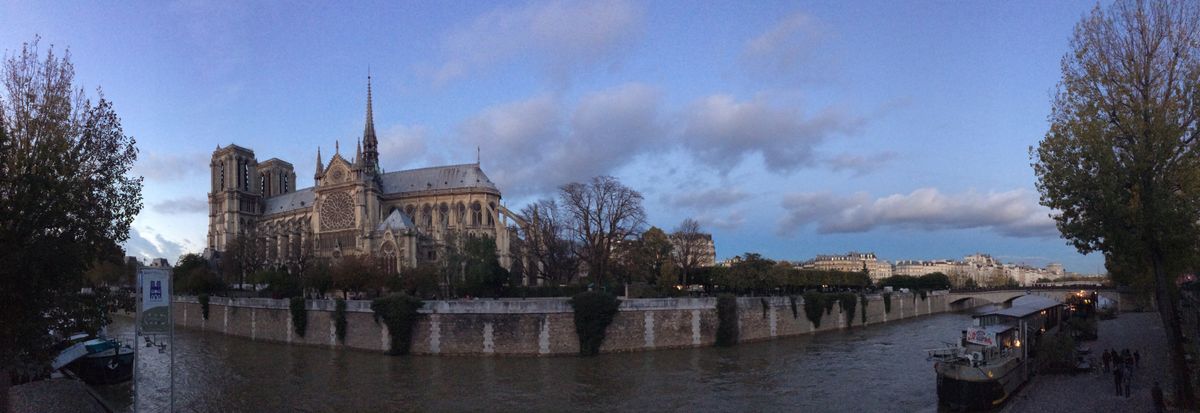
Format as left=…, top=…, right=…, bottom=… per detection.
left=378, top=209, right=415, bottom=232
left=379, top=163, right=499, bottom=196
left=263, top=187, right=315, bottom=214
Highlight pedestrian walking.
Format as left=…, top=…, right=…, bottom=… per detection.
left=1152, top=381, right=1165, bottom=413
left=1123, top=363, right=1133, bottom=397
left=1114, top=366, right=1124, bottom=396
left=1103, top=349, right=1112, bottom=372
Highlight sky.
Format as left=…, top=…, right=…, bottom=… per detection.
left=1, top=0, right=1111, bottom=273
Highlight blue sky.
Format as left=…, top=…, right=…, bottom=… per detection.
left=2, top=1, right=1108, bottom=273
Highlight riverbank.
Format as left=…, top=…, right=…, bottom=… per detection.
left=1001, top=312, right=1170, bottom=412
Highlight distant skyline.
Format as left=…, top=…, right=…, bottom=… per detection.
left=2, top=1, right=1110, bottom=273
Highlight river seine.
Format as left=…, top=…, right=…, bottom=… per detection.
left=99, top=307, right=991, bottom=412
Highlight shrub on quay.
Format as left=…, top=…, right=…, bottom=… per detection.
left=199, top=294, right=210, bottom=320
left=335, top=298, right=348, bottom=343
left=859, top=294, right=868, bottom=324
left=836, top=293, right=857, bottom=327
left=289, top=297, right=307, bottom=338
left=803, top=292, right=826, bottom=328
left=372, top=293, right=425, bottom=355
left=569, top=291, right=621, bottom=356
left=716, top=294, right=739, bottom=347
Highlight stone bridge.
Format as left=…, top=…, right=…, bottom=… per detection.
left=944, top=289, right=1096, bottom=311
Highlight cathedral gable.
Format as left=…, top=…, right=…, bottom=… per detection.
left=323, top=155, right=353, bottom=186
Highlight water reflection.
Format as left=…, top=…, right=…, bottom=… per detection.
left=96, top=309, right=990, bottom=412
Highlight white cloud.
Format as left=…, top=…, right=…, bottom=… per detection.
left=680, top=94, right=862, bottom=173
left=461, top=83, right=665, bottom=196
left=825, top=151, right=899, bottom=177
left=778, top=188, right=1058, bottom=238
left=152, top=196, right=208, bottom=215
left=377, top=123, right=434, bottom=171
left=429, top=0, right=643, bottom=85
left=698, top=209, right=747, bottom=230
left=134, top=151, right=208, bottom=182
left=121, top=227, right=189, bottom=263
left=666, top=187, right=749, bottom=210
left=741, top=12, right=836, bottom=84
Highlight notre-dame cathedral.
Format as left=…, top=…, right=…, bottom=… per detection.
left=204, top=78, right=515, bottom=275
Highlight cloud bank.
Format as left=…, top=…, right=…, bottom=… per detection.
left=778, top=188, right=1057, bottom=238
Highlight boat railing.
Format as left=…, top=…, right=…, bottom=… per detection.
left=925, top=343, right=963, bottom=362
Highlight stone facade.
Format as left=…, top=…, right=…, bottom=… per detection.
left=205, top=78, right=517, bottom=273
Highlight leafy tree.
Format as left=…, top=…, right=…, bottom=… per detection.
left=332, top=254, right=385, bottom=299
left=456, top=234, right=509, bottom=297
left=301, top=260, right=332, bottom=298
left=1031, top=0, right=1200, bottom=405
left=174, top=253, right=224, bottom=295
left=0, top=38, right=142, bottom=380
left=560, top=176, right=646, bottom=287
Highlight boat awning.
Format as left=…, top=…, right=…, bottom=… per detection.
left=974, top=296, right=1062, bottom=319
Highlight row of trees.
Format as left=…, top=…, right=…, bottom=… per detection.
left=174, top=231, right=514, bottom=300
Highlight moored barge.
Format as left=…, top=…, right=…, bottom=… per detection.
left=928, top=296, right=1066, bottom=411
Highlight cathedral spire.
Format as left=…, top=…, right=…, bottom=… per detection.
left=362, top=73, right=379, bottom=172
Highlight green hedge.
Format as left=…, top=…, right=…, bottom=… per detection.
left=860, top=294, right=868, bottom=324
left=372, top=293, right=425, bottom=355
left=289, top=297, right=307, bottom=338
left=835, top=293, right=857, bottom=327
left=716, top=294, right=739, bottom=347
left=335, top=298, right=348, bottom=343
left=569, top=291, right=621, bottom=356
left=199, top=294, right=210, bottom=320
left=803, top=292, right=826, bottom=328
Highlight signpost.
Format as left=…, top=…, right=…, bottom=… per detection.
left=135, top=268, right=174, bottom=412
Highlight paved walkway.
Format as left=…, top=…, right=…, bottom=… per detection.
left=7, top=378, right=108, bottom=413
left=1002, top=312, right=1170, bottom=413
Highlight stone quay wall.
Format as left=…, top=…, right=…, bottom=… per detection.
left=172, top=292, right=952, bottom=356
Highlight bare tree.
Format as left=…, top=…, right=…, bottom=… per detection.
left=559, top=176, right=646, bottom=287
left=671, top=218, right=707, bottom=286
left=518, top=198, right=578, bottom=285
left=222, top=229, right=264, bottom=289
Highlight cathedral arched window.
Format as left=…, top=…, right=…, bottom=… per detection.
left=218, top=161, right=225, bottom=190
left=421, top=204, right=433, bottom=229
left=456, top=202, right=466, bottom=227
left=381, top=242, right=397, bottom=276
left=439, top=203, right=449, bottom=230
left=470, top=202, right=482, bottom=227
left=260, top=173, right=267, bottom=195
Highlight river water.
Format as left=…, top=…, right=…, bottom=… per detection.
left=96, top=307, right=992, bottom=412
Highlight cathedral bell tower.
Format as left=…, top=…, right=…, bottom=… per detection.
left=207, top=144, right=262, bottom=252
